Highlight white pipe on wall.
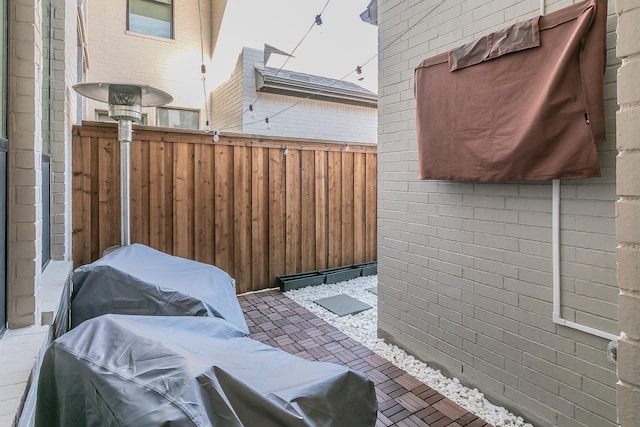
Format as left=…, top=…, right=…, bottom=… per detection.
left=551, top=180, right=618, bottom=342
left=539, top=0, right=617, bottom=342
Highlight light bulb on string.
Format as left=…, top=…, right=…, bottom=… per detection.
left=265, top=117, right=271, bottom=129
left=249, top=104, right=256, bottom=118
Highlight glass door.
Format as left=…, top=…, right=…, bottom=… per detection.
left=41, top=0, right=51, bottom=268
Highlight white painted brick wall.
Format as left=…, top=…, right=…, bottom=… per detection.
left=84, top=0, right=217, bottom=128
left=615, top=0, right=640, bottom=425
left=47, top=0, right=75, bottom=263
left=8, top=0, right=45, bottom=328
left=377, top=1, right=619, bottom=426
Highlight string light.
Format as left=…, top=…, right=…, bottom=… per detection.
left=216, top=0, right=331, bottom=132
left=197, top=0, right=212, bottom=132
left=265, top=117, right=271, bottom=129
left=249, top=104, right=256, bottom=118
left=283, top=146, right=289, bottom=156
left=217, top=0, right=445, bottom=134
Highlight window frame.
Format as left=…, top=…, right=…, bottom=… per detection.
left=156, top=107, right=200, bottom=130
left=127, top=0, right=174, bottom=40
left=0, top=0, right=7, bottom=336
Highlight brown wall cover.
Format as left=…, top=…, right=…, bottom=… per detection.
left=414, top=0, right=606, bottom=182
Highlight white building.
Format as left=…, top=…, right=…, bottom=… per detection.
left=211, top=47, right=378, bottom=144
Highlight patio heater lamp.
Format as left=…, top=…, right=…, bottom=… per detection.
left=73, top=83, right=173, bottom=246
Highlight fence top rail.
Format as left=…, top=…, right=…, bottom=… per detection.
left=73, top=121, right=378, bottom=153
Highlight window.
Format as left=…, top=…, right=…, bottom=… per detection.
left=42, top=0, right=52, bottom=269
left=157, top=108, right=199, bottom=130
left=128, top=0, right=173, bottom=39
left=1, top=0, right=7, bottom=334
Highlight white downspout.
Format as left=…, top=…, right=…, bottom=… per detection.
left=551, top=180, right=618, bottom=342
left=540, top=0, right=617, bottom=342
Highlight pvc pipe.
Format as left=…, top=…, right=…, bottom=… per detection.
left=551, top=179, right=618, bottom=342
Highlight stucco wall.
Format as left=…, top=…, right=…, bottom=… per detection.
left=377, top=1, right=619, bottom=426
left=211, top=47, right=378, bottom=144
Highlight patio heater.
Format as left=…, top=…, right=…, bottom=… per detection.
left=73, top=83, right=173, bottom=246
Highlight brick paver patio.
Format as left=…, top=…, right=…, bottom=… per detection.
left=238, top=290, right=492, bottom=427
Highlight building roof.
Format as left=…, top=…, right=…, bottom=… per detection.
left=360, top=0, right=378, bottom=26
left=254, top=66, right=377, bottom=108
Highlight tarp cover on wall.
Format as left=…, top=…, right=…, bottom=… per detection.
left=70, top=243, right=249, bottom=334
left=35, top=315, right=378, bottom=427
left=414, top=0, right=606, bottom=182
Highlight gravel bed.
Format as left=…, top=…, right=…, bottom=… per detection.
left=284, top=275, right=533, bottom=427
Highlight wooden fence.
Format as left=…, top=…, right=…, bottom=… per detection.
left=72, top=122, right=377, bottom=293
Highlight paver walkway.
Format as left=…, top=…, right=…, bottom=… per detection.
left=238, top=290, right=493, bottom=427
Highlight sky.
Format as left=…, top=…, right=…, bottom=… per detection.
left=211, top=0, right=379, bottom=93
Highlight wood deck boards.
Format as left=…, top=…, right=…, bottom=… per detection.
left=238, top=290, right=493, bottom=427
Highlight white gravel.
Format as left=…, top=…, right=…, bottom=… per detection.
left=284, top=275, right=534, bottom=427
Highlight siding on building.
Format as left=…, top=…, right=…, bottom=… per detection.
left=83, top=0, right=219, bottom=128
left=377, top=1, right=620, bottom=426
left=211, top=47, right=378, bottom=144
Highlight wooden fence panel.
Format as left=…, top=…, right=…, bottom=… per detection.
left=353, top=152, right=366, bottom=265
left=285, top=149, right=301, bottom=274
left=301, top=150, right=316, bottom=273
left=173, top=142, right=192, bottom=259
left=194, top=144, right=215, bottom=265
left=214, top=144, right=233, bottom=275
left=314, top=151, right=327, bottom=270
left=341, top=152, right=355, bottom=267
left=72, top=123, right=377, bottom=293
left=233, top=145, right=251, bottom=294
left=365, top=152, right=377, bottom=261
left=98, top=137, right=118, bottom=252
left=328, top=151, right=342, bottom=267
left=251, top=147, right=269, bottom=290
left=268, top=147, right=286, bottom=283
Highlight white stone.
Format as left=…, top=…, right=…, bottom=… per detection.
left=285, top=276, right=534, bottom=427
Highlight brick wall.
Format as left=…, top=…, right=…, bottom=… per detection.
left=7, top=0, right=45, bottom=328
left=84, top=0, right=216, bottom=128
left=615, top=1, right=640, bottom=426
left=49, top=0, right=75, bottom=262
left=211, top=47, right=378, bottom=144
left=211, top=53, right=244, bottom=132
left=377, top=1, right=619, bottom=426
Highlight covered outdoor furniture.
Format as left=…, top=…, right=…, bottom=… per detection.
left=70, top=243, right=249, bottom=334
left=35, top=314, right=378, bottom=427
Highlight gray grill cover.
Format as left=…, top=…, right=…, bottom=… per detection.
left=71, top=244, right=248, bottom=334
left=35, top=315, right=378, bottom=427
